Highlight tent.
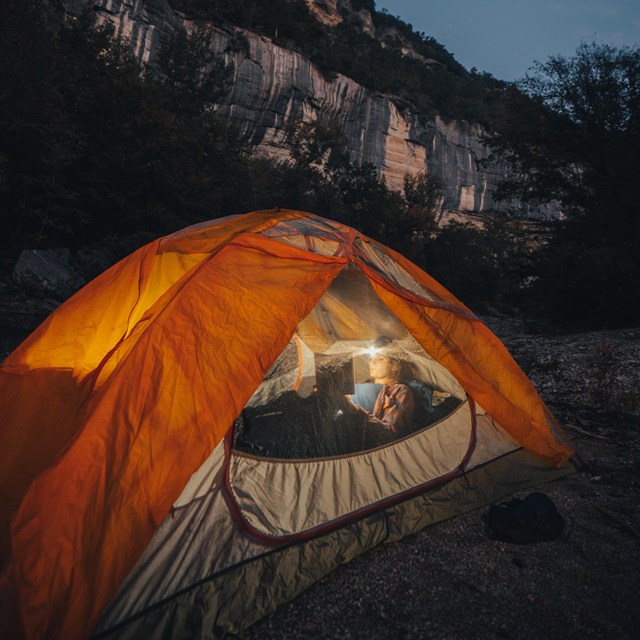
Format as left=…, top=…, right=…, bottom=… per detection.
left=0, top=209, right=574, bottom=640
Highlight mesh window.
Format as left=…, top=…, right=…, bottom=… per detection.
left=233, top=268, right=463, bottom=459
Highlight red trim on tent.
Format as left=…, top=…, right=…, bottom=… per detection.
left=222, top=398, right=478, bottom=545
left=356, top=260, right=478, bottom=320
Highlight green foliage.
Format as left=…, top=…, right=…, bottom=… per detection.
left=324, top=150, right=397, bottom=237
left=150, top=26, right=231, bottom=115
left=372, top=9, right=461, bottom=70
left=487, top=41, right=640, bottom=329
left=169, top=0, right=505, bottom=125
left=238, top=120, right=395, bottom=237
left=403, top=173, right=443, bottom=223
left=489, top=42, right=640, bottom=225
left=350, top=0, right=375, bottom=12
left=170, top=0, right=328, bottom=46
left=286, top=119, right=346, bottom=167
left=0, top=1, right=243, bottom=257
left=422, top=217, right=534, bottom=312
left=524, top=234, right=640, bottom=330
left=383, top=172, right=442, bottom=262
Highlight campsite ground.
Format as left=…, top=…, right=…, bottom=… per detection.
left=237, top=317, right=640, bottom=640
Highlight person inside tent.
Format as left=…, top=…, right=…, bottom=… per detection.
left=343, top=336, right=415, bottom=448
left=234, top=337, right=419, bottom=457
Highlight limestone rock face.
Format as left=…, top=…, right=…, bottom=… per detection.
left=94, top=0, right=525, bottom=216
left=93, top=0, right=183, bottom=65
left=306, top=0, right=343, bottom=27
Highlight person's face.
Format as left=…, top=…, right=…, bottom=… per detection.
left=369, top=354, right=398, bottom=383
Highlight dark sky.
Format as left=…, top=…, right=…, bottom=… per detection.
left=378, top=0, right=640, bottom=81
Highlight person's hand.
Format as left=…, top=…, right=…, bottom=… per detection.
left=345, top=395, right=368, bottom=415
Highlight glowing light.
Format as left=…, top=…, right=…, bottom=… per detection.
left=366, top=347, right=379, bottom=357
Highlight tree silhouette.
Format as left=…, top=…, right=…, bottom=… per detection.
left=487, top=42, right=640, bottom=328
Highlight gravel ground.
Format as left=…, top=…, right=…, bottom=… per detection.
left=236, top=317, right=640, bottom=640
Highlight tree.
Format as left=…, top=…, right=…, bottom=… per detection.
left=0, top=2, right=246, bottom=257
left=423, top=217, right=533, bottom=312
left=150, top=25, right=231, bottom=116
left=487, top=42, right=640, bottom=329
left=382, top=172, right=442, bottom=262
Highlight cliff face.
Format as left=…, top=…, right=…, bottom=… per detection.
left=93, top=0, right=514, bottom=216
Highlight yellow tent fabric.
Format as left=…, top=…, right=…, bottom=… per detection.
left=0, top=209, right=573, bottom=640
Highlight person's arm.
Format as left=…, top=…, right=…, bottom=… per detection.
left=369, top=385, right=415, bottom=433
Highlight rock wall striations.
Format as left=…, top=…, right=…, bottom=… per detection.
left=92, top=0, right=522, bottom=217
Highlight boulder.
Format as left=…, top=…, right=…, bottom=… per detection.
left=11, top=249, right=86, bottom=300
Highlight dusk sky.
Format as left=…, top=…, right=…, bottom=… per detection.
left=377, top=0, right=640, bottom=81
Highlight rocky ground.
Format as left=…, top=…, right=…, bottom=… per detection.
left=235, top=316, right=640, bottom=640
left=1, top=270, right=639, bottom=640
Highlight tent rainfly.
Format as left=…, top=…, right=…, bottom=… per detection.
left=0, top=209, right=574, bottom=640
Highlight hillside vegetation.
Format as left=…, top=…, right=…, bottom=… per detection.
left=172, top=0, right=507, bottom=125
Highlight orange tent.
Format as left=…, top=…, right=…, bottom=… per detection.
left=0, top=210, right=573, bottom=639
